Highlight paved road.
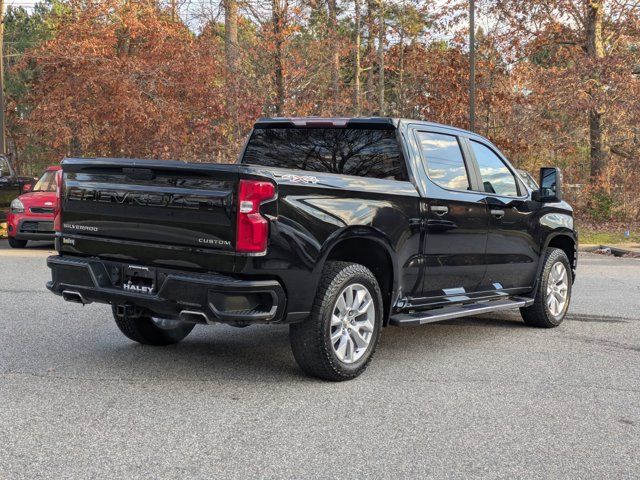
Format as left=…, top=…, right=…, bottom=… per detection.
left=1, top=242, right=638, bottom=479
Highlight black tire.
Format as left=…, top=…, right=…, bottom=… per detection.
left=112, top=305, right=195, bottom=346
left=520, top=248, right=572, bottom=328
left=8, top=237, right=27, bottom=249
left=289, top=261, right=383, bottom=381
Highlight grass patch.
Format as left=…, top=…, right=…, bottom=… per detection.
left=577, top=227, right=640, bottom=245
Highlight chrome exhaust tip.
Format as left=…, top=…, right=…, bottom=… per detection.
left=61, top=290, right=88, bottom=305
left=179, top=310, right=212, bottom=325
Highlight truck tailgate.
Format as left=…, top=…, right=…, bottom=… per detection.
left=61, top=158, right=239, bottom=253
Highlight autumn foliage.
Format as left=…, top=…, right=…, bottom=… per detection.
left=13, top=1, right=263, bottom=161
left=4, top=0, right=640, bottom=223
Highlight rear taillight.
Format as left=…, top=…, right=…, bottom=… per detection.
left=53, top=170, right=63, bottom=233
left=236, top=180, right=275, bottom=253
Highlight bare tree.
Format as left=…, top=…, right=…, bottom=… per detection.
left=328, top=0, right=340, bottom=100
left=377, top=0, right=385, bottom=115
left=397, top=0, right=405, bottom=117
left=224, top=0, right=239, bottom=136
left=586, top=0, right=607, bottom=182
left=364, top=0, right=376, bottom=110
left=354, top=0, right=362, bottom=115
left=273, top=0, right=287, bottom=115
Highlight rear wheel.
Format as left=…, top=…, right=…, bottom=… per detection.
left=8, top=237, right=27, bottom=249
left=289, top=261, right=383, bottom=381
left=112, top=305, right=195, bottom=346
left=520, top=248, right=572, bottom=328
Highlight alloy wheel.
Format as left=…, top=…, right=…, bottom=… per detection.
left=546, top=262, right=569, bottom=317
left=330, top=283, right=376, bottom=364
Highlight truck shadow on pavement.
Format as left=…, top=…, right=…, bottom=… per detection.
left=85, top=311, right=629, bottom=382
left=101, top=315, right=527, bottom=382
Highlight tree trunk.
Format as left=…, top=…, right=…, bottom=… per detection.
left=70, top=135, right=82, bottom=158
left=0, top=0, right=6, bottom=155
left=397, top=0, right=405, bottom=117
left=273, top=0, right=286, bottom=116
left=354, top=0, right=361, bottom=115
left=586, top=0, right=607, bottom=182
left=328, top=0, right=340, bottom=103
left=224, top=0, right=239, bottom=137
left=589, top=109, right=606, bottom=182
left=377, top=0, right=385, bottom=115
left=224, top=0, right=238, bottom=77
left=364, top=0, right=376, bottom=110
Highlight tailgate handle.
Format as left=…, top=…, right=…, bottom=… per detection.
left=123, top=168, right=155, bottom=181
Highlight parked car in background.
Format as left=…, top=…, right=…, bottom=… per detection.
left=0, top=155, right=36, bottom=209
left=6, top=165, right=60, bottom=248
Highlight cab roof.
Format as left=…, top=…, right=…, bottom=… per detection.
left=254, top=117, right=399, bottom=130
left=253, top=117, right=478, bottom=138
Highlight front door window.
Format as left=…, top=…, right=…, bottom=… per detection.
left=471, top=141, right=518, bottom=197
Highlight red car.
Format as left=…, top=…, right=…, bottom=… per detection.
left=6, top=166, right=60, bottom=248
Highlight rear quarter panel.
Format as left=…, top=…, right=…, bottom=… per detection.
left=234, top=167, right=422, bottom=319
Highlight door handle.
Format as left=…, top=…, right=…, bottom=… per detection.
left=490, top=209, right=505, bottom=218
left=430, top=205, right=449, bottom=216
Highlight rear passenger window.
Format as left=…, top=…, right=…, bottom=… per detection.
left=471, top=141, right=519, bottom=196
left=242, top=128, right=408, bottom=181
left=416, top=132, right=470, bottom=190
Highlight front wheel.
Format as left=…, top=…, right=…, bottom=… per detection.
left=289, top=261, right=383, bottom=381
left=8, top=237, right=27, bottom=249
left=112, top=306, right=195, bottom=346
left=520, top=248, right=572, bottom=328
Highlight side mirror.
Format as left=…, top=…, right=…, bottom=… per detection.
left=533, top=167, right=562, bottom=203
left=18, top=179, right=35, bottom=194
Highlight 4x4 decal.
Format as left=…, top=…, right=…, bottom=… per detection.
left=279, top=174, right=319, bottom=184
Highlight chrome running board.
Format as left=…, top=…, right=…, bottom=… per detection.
left=389, top=297, right=533, bottom=327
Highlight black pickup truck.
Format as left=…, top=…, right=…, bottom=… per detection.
left=0, top=155, right=34, bottom=207
left=47, top=117, right=577, bottom=380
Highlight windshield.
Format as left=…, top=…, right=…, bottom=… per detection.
left=33, top=170, right=58, bottom=192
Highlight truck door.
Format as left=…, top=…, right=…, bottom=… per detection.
left=465, top=139, right=538, bottom=292
left=413, top=129, right=489, bottom=301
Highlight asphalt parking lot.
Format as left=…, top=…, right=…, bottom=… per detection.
left=1, top=242, right=638, bottom=479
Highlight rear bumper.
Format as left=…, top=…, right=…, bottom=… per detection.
left=46, top=255, right=288, bottom=325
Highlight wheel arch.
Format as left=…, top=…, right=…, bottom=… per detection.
left=544, top=232, right=577, bottom=282
left=318, top=227, right=398, bottom=326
